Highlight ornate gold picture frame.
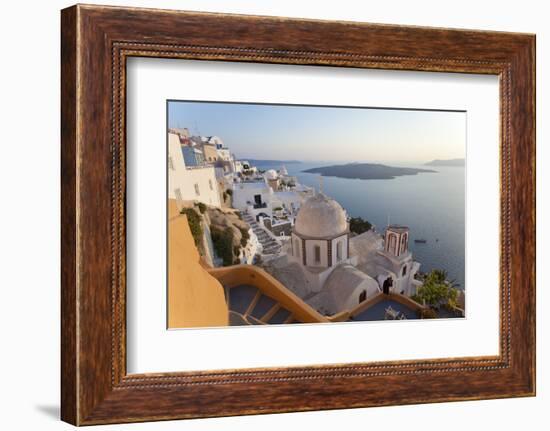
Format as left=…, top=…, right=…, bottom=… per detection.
left=61, top=4, right=535, bottom=425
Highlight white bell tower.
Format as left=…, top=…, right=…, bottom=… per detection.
left=384, top=225, right=409, bottom=257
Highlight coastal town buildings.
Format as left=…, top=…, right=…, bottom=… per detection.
left=168, top=127, right=190, bottom=142
left=200, top=141, right=218, bottom=163
left=262, top=191, right=422, bottom=315
left=168, top=132, right=222, bottom=207
left=167, top=128, right=454, bottom=327
left=181, top=146, right=205, bottom=166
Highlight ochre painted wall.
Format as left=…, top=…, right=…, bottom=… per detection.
left=168, top=199, right=229, bottom=328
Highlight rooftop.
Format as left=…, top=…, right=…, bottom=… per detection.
left=351, top=299, right=418, bottom=321
left=387, top=224, right=409, bottom=233
left=294, top=192, right=348, bottom=239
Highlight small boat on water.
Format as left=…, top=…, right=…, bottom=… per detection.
left=414, top=239, right=427, bottom=244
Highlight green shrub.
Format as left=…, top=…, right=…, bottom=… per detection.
left=415, top=269, right=459, bottom=308
left=418, top=308, right=438, bottom=319
left=195, top=202, right=207, bottom=214
left=180, top=208, right=202, bottom=247
left=411, top=294, right=422, bottom=304
left=211, top=226, right=234, bottom=266
left=349, top=216, right=372, bottom=235
left=226, top=189, right=233, bottom=196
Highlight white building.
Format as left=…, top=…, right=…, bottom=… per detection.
left=234, top=160, right=244, bottom=173
left=216, top=147, right=232, bottom=163
left=357, top=225, right=422, bottom=297
left=232, top=181, right=273, bottom=215
left=168, top=133, right=222, bottom=208
left=232, top=178, right=312, bottom=219
left=264, top=169, right=280, bottom=191
left=287, top=192, right=363, bottom=295
left=267, top=191, right=421, bottom=315
left=238, top=160, right=257, bottom=174
left=204, top=135, right=233, bottom=164
left=271, top=189, right=313, bottom=217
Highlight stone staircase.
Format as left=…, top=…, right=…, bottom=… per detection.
left=242, top=213, right=281, bottom=255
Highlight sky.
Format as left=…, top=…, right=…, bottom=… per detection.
left=168, top=101, right=466, bottom=164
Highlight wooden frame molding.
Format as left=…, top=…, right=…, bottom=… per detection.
left=61, top=4, right=535, bottom=425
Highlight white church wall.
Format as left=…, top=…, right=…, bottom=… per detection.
left=300, top=264, right=335, bottom=295
left=347, top=279, right=380, bottom=310
left=304, top=239, right=329, bottom=268
left=290, top=233, right=301, bottom=261
left=330, top=235, right=348, bottom=266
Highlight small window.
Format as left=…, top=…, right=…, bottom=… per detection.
left=209, top=179, right=213, bottom=190
left=402, top=265, right=407, bottom=276
left=168, top=156, right=175, bottom=170
left=194, top=183, right=200, bottom=196
left=314, top=245, right=321, bottom=263
left=336, top=241, right=342, bottom=261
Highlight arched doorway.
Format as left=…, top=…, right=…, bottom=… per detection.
left=382, top=277, right=393, bottom=295
left=359, top=290, right=367, bottom=303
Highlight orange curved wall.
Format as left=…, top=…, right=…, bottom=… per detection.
left=168, top=200, right=229, bottom=328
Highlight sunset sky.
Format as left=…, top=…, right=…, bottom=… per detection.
left=168, top=101, right=466, bottom=164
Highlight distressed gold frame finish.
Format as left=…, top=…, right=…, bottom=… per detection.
left=61, top=4, right=535, bottom=425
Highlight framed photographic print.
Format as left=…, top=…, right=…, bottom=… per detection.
left=164, top=100, right=466, bottom=330
left=61, top=4, right=536, bottom=425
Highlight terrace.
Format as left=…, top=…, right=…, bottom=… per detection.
left=351, top=299, right=418, bottom=321
left=225, top=284, right=298, bottom=325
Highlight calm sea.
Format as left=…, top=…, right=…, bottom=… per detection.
left=257, top=161, right=466, bottom=290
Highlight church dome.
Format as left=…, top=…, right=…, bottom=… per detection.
left=265, top=169, right=278, bottom=180
left=294, top=193, right=348, bottom=238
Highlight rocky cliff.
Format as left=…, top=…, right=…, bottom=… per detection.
left=178, top=201, right=251, bottom=267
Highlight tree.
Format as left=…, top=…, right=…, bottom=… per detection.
left=349, top=216, right=372, bottom=235
left=180, top=208, right=202, bottom=248
left=211, top=226, right=235, bottom=266
left=415, top=269, right=459, bottom=308
left=446, top=287, right=459, bottom=309
left=195, top=202, right=207, bottom=214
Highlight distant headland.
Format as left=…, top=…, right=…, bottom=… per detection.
left=302, top=163, right=436, bottom=180
left=425, top=158, right=465, bottom=167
